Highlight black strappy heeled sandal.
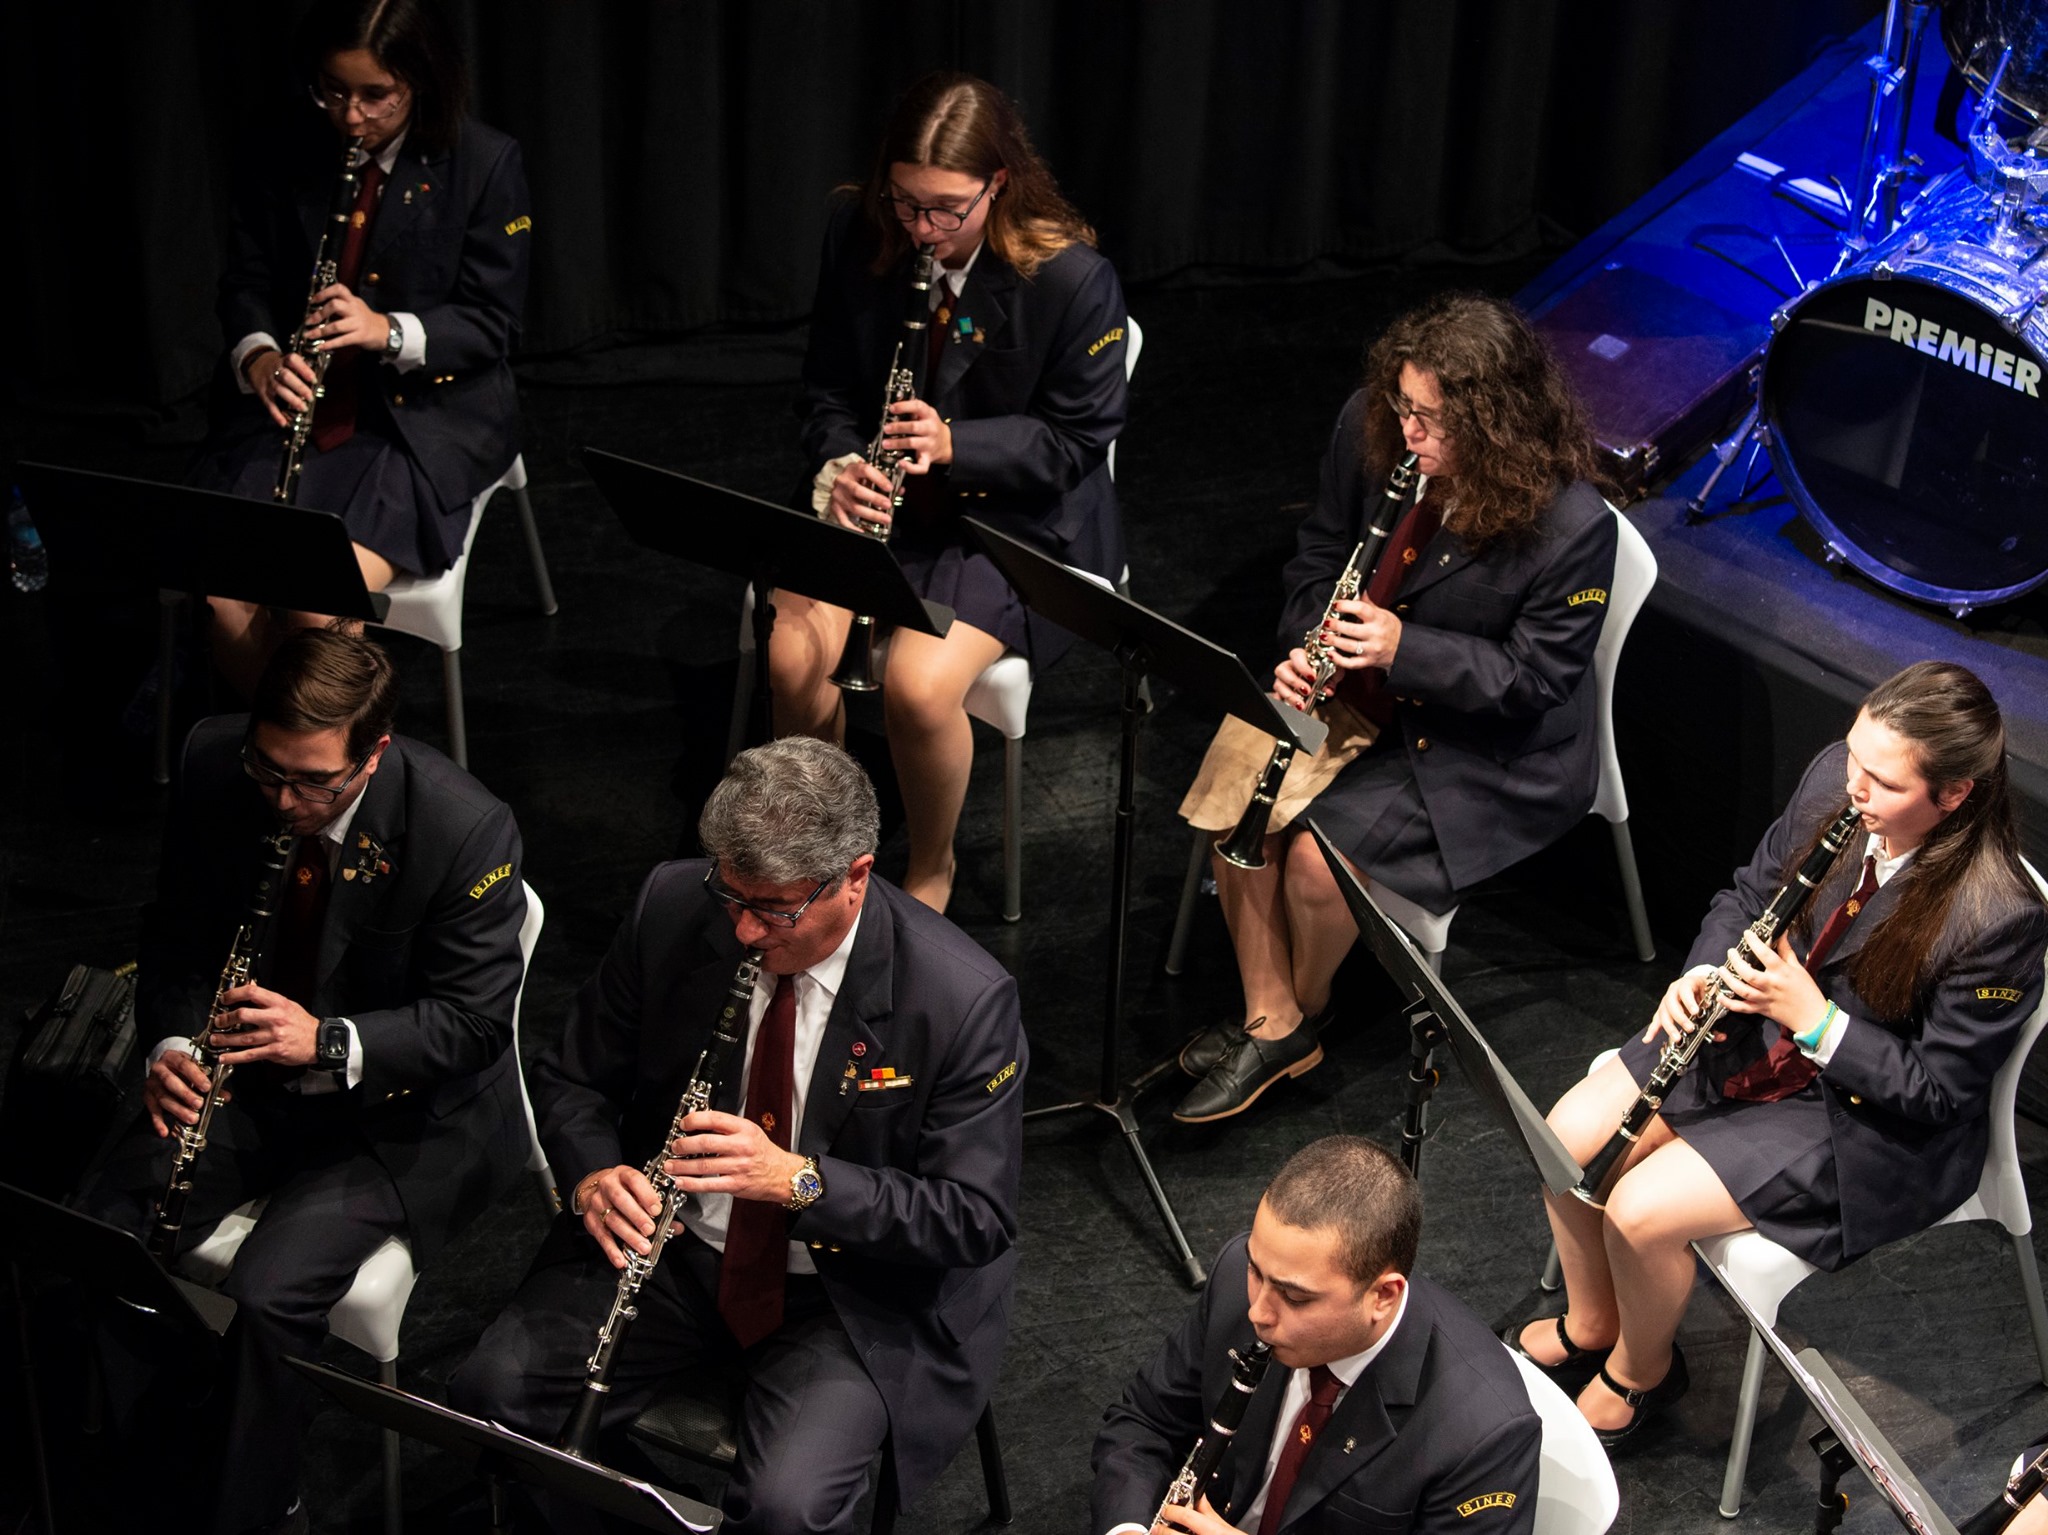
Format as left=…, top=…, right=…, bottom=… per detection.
left=1590, top=1345, right=1690, bottom=1450
left=1504, top=1314, right=1612, bottom=1396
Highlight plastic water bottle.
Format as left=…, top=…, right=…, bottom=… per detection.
left=8, top=487, right=46, bottom=593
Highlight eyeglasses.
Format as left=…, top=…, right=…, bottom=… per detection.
left=1386, top=392, right=1447, bottom=436
left=879, top=180, right=992, bottom=233
left=702, top=866, right=834, bottom=928
left=240, top=742, right=374, bottom=806
left=307, top=81, right=410, bottom=120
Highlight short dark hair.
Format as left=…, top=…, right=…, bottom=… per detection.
left=250, top=628, right=398, bottom=761
left=296, top=0, right=468, bottom=155
left=1262, top=1136, right=1422, bottom=1285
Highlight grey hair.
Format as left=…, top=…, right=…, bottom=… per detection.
left=698, top=738, right=881, bottom=885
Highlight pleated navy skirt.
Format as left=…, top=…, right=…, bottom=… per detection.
left=1299, top=737, right=1458, bottom=917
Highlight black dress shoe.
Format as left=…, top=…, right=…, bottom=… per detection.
left=1172, top=1024, right=1323, bottom=1123
left=1590, top=1345, right=1690, bottom=1450
left=1503, top=1314, right=1611, bottom=1397
left=1179, top=1019, right=1253, bottom=1076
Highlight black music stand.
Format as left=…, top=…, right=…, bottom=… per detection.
left=16, top=460, right=391, bottom=783
left=1, top=1182, right=239, bottom=1535
left=288, top=1359, right=721, bottom=1532
left=1707, top=1273, right=1962, bottom=1535
left=966, top=519, right=1328, bottom=1289
left=1305, top=821, right=1584, bottom=1192
left=584, top=448, right=951, bottom=749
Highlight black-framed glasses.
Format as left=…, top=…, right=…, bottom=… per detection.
left=307, top=81, right=410, bottom=120
left=702, top=866, right=834, bottom=928
left=240, top=742, right=374, bottom=806
left=1386, top=392, right=1447, bottom=436
left=878, top=179, right=992, bottom=233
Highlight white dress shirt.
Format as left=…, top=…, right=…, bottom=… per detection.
left=232, top=130, right=428, bottom=390
left=685, top=906, right=865, bottom=1276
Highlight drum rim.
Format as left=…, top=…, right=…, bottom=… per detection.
left=1761, top=271, right=2048, bottom=611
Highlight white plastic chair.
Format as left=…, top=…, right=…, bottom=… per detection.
left=1693, top=859, right=2048, bottom=1516
left=1165, top=504, right=1658, bottom=977
left=179, top=882, right=550, bottom=1535
left=725, top=316, right=1144, bottom=923
left=1506, top=1348, right=1620, bottom=1535
left=370, top=454, right=558, bottom=770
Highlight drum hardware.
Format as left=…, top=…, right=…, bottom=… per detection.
left=1848, top=0, right=1939, bottom=250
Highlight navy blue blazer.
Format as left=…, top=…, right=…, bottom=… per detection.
left=530, top=863, right=1027, bottom=1506
left=1673, top=741, right=2048, bottom=1261
left=796, top=198, right=1130, bottom=585
left=1279, top=392, right=1618, bottom=891
left=129, top=715, right=529, bottom=1265
left=216, top=120, right=532, bottom=511
left=1092, top=1235, right=1540, bottom=1534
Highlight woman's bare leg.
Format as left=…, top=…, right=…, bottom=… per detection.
left=1214, top=842, right=1297, bottom=1031
left=881, top=620, right=1007, bottom=911
left=765, top=590, right=852, bottom=742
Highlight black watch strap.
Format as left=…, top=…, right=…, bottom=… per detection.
left=316, top=1017, right=351, bottom=1070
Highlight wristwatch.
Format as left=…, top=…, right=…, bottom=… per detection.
left=787, top=1155, right=823, bottom=1212
left=315, top=1017, right=352, bottom=1072
left=383, top=317, right=403, bottom=359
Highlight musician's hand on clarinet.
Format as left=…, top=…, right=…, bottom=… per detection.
left=1644, top=965, right=1723, bottom=1047
left=143, top=1051, right=217, bottom=1137
left=880, top=397, right=952, bottom=470
left=826, top=459, right=896, bottom=534
left=1273, top=650, right=1319, bottom=710
left=575, top=1166, right=663, bottom=1269
left=1719, top=932, right=1828, bottom=1037
left=249, top=350, right=322, bottom=428
left=207, top=982, right=319, bottom=1068
left=668, top=1110, right=807, bottom=1205
left=1154, top=1496, right=1233, bottom=1535
left=1324, top=597, right=1401, bottom=671
left=306, top=282, right=385, bottom=353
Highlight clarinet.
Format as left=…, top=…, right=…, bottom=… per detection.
left=1153, top=1341, right=1273, bottom=1526
left=274, top=133, right=364, bottom=504
left=1571, top=803, right=1864, bottom=1208
left=145, top=826, right=294, bottom=1262
left=557, top=948, right=766, bottom=1460
left=1960, top=1445, right=2048, bottom=1535
left=829, top=242, right=938, bottom=694
left=1213, top=452, right=1419, bottom=869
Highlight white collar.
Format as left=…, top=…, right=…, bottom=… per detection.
left=1863, top=831, right=1915, bottom=886
left=799, top=901, right=864, bottom=999
left=932, top=240, right=983, bottom=298
left=358, top=128, right=408, bottom=177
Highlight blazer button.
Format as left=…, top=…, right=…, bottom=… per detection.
left=365, top=272, right=380, bottom=284
left=1415, top=737, right=1431, bottom=751
left=829, top=1245, right=842, bottom=1253
left=393, top=394, right=405, bottom=405
left=1396, top=604, right=1411, bottom=615
left=1849, top=1094, right=1863, bottom=1105
left=808, top=1240, right=824, bottom=1250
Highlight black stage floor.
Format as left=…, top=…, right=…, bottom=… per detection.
left=6, top=258, right=2048, bottom=1534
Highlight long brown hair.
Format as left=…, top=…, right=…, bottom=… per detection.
left=1785, top=662, right=2037, bottom=1019
left=860, top=73, right=1095, bottom=278
left=1360, top=292, right=1609, bottom=551
left=296, top=0, right=468, bottom=156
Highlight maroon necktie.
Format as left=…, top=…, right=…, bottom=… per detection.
left=1721, top=854, right=1879, bottom=1102
left=1256, top=1365, right=1344, bottom=1535
left=269, top=835, right=329, bottom=1007
left=311, top=156, right=388, bottom=453
left=718, top=974, right=798, bottom=1347
left=1335, top=490, right=1443, bottom=727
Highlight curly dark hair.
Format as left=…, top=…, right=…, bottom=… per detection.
left=860, top=72, right=1095, bottom=279
left=1360, top=292, right=1609, bottom=551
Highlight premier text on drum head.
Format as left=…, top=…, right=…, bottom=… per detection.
left=1862, top=297, right=2043, bottom=395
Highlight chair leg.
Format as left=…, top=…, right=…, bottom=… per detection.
left=155, top=592, right=181, bottom=787
left=379, top=1358, right=404, bottom=1535
left=1539, top=1241, right=1563, bottom=1293
left=727, top=646, right=754, bottom=768
left=1425, top=948, right=1444, bottom=978
left=510, top=484, right=559, bottom=616
left=2012, top=1230, right=2048, bottom=1387
left=975, top=1403, right=1012, bottom=1525
left=442, top=647, right=467, bottom=770
left=1718, top=1326, right=1770, bottom=1518
left=1165, top=829, right=1208, bottom=976
left=1609, top=817, right=1656, bottom=963
left=1001, top=737, right=1023, bottom=923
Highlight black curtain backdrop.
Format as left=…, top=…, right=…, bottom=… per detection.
left=6, top=0, right=1882, bottom=420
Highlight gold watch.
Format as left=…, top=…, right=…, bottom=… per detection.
left=787, top=1155, right=823, bottom=1212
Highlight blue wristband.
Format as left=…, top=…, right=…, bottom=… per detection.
left=1794, top=1001, right=1840, bottom=1053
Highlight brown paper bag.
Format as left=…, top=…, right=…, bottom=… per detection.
left=1177, top=698, right=1379, bottom=834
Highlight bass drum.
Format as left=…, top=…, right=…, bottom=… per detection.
left=1760, top=178, right=2048, bottom=612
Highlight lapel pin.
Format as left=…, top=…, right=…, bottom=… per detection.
left=1342, top=1436, right=1356, bottom=1454
left=1438, top=551, right=1452, bottom=566
left=851, top=1040, right=867, bottom=1058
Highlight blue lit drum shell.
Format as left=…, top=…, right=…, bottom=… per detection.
left=1760, top=181, right=2048, bottom=611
